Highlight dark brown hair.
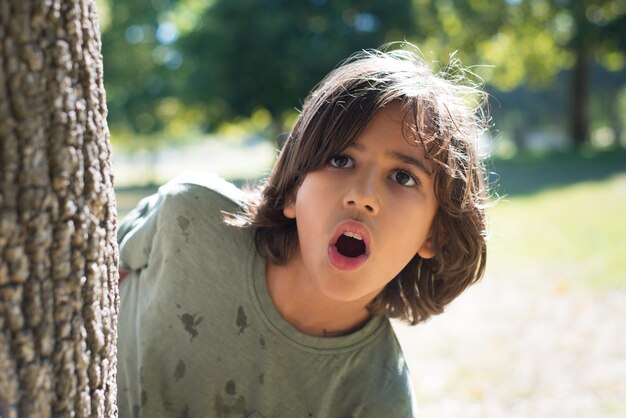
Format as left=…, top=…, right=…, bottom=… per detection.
left=232, top=45, right=490, bottom=325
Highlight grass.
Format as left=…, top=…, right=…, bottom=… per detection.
left=488, top=173, right=626, bottom=289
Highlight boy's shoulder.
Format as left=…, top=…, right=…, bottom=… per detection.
left=158, top=171, right=248, bottom=208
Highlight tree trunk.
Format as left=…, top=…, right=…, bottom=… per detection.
left=571, top=2, right=591, bottom=149
left=270, top=114, right=287, bottom=149
left=571, top=41, right=591, bottom=149
left=0, top=1, right=118, bottom=418
left=607, top=88, right=623, bottom=148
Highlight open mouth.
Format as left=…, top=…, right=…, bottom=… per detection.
left=328, top=222, right=370, bottom=271
left=335, top=232, right=367, bottom=258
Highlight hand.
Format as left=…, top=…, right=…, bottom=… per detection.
left=119, top=270, right=129, bottom=285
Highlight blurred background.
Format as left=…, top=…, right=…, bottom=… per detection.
left=97, top=0, right=626, bottom=416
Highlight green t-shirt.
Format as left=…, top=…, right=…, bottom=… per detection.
left=117, top=172, right=417, bottom=418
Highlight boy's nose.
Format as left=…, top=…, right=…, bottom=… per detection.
left=343, top=174, right=380, bottom=215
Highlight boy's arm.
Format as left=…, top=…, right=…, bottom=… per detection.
left=117, top=191, right=164, bottom=284
left=118, top=270, right=129, bottom=284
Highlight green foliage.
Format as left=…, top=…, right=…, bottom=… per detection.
left=409, top=0, right=625, bottom=91
left=101, top=0, right=173, bottom=135
left=101, top=0, right=416, bottom=138
left=99, top=0, right=625, bottom=148
left=421, top=0, right=626, bottom=147
left=179, top=0, right=416, bottom=131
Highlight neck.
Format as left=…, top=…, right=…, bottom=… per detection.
left=265, top=257, right=373, bottom=338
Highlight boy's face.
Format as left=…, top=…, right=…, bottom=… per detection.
left=283, top=104, right=438, bottom=305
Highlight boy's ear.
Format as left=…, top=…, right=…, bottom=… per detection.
left=283, top=199, right=296, bottom=219
left=417, top=237, right=435, bottom=259
left=419, top=221, right=446, bottom=259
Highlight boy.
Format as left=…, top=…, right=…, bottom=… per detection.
left=117, top=46, right=489, bottom=417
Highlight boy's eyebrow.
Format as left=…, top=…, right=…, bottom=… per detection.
left=348, top=143, right=431, bottom=175
left=388, top=151, right=431, bottom=176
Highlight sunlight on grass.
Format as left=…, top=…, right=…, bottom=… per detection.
left=395, top=173, right=626, bottom=418
left=488, top=173, right=626, bottom=289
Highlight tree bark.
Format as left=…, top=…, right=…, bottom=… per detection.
left=0, top=1, right=118, bottom=418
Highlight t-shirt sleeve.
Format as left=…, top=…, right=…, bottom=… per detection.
left=116, top=171, right=248, bottom=273
left=367, top=355, right=419, bottom=417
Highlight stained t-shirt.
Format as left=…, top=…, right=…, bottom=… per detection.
left=116, top=172, right=418, bottom=418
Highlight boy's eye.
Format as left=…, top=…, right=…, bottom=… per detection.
left=391, top=170, right=417, bottom=187
left=329, top=155, right=353, bottom=168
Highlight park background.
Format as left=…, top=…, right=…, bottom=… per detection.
left=97, top=0, right=626, bottom=417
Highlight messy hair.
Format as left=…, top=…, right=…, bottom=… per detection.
left=233, top=45, right=490, bottom=325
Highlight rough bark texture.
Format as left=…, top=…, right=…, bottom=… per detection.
left=0, top=1, right=118, bottom=417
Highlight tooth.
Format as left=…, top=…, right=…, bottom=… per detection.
left=344, top=232, right=363, bottom=240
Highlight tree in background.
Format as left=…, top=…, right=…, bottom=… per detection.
left=567, top=0, right=625, bottom=147
left=100, top=0, right=625, bottom=149
left=0, top=1, right=118, bottom=417
left=422, top=0, right=625, bottom=148
left=181, top=0, right=416, bottom=138
left=100, top=0, right=180, bottom=138
left=101, top=0, right=416, bottom=141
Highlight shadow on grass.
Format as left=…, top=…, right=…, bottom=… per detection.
left=489, top=149, right=626, bottom=197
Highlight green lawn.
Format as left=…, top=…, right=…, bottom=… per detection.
left=488, top=173, right=626, bottom=289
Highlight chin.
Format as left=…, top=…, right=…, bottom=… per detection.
left=320, top=280, right=376, bottom=305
